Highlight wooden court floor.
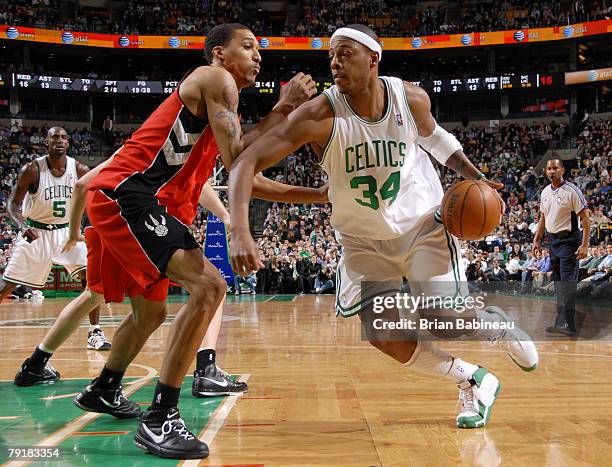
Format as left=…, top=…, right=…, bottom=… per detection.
left=0, top=293, right=611, bottom=466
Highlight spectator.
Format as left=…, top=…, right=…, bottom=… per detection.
left=505, top=254, right=522, bottom=281
left=520, top=250, right=540, bottom=293
left=487, top=258, right=507, bottom=290
left=234, top=272, right=257, bottom=295
left=532, top=248, right=553, bottom=292
left=315, top=264, right=335, bottom=294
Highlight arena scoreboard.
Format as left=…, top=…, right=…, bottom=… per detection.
left=12, top=74, right=171, bottom=93
left=10, top=74, right=271, bottom=95
left=8, top=72, right=563, bottom=95
left=409, top=73, right=561, bottom=93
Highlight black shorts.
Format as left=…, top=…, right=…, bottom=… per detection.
left=99, top=190, right=199, bottom=276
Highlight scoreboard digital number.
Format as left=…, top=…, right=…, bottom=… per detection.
left=255, top=81, right=275, bottom=94
left=8, top=73, right=562, bottom=95
left=500, top=73, right=559, bottom=90
left=410, top=73, right=561, bottom=93
left=14, top=74, right=74, bottom=90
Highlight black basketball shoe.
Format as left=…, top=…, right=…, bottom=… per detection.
left=134, top=407, right=209, bottom=459
left=192, top=364, right=248, bottom=397
left=74, top=379, right=141, bottom=419
left=14, top=359, right=60, bottom=387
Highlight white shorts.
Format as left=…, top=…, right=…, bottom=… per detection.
left=2, top=227, right=87, bottom=288
left=335, top=212, right=468, bottom=317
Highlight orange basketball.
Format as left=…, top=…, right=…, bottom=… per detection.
left=440, top=180, right=503, bottom=240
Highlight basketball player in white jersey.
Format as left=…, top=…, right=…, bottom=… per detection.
left=229, top=25, right=539, bottom=429
left=0, top=127, right=111, bottom=385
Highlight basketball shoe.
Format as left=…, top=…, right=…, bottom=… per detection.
left=87, top=328, right=112, bottom=351
left=134, top=407, right=209, bottom=459
left=14, top=359, right=60, bottom=386
left=192, top=364, right=248, bottom=397
left=456, top=368, right=501, bottom=428
left=74, top=379, right=140, bottom=418
left=483, top=306, right=539, bottom=371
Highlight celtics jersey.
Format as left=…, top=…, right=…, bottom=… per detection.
left=321, top=76, right=444, bottom=240
left=22, top=156, right=77, bottom=225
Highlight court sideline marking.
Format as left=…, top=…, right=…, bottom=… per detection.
left=3, top=361, right=156, bottom=467
left=180, top=374, right=251, bottom=467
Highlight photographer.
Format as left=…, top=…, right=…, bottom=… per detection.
left=315, top=264, right=336, bottom=294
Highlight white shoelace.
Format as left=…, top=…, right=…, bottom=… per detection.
left=459, top=386, right=477, bottom=415
left=161, top=418, right=194, bottom=440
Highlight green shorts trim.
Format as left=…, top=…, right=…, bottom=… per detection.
left=334, top=262, right=401, bottom=317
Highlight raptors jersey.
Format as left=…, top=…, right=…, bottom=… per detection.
left=22, top=156, right=77, bottom=225
left=91, top=86, right=219, bottom=225
left=321, top=76, right=444, bottom=240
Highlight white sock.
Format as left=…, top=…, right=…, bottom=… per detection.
left=404, top=340, right=479, bottom=383
left=446, top=357, right=480, bottom=383
left=39, top=343, right=54, bottom=354
left=89, top=324, right=101, bottom=332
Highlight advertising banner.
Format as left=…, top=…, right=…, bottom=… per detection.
left=1, top=20, right=610, bottom=51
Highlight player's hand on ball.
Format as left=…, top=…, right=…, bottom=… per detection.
left=480, top=178, right=506, bottom=217
left=278, top=72, right=318, bottom=110
left=61, top=233, right=84, bottom=253
left=230, top=228, right=264, bottom=274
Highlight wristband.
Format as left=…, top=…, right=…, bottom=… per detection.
left=475, top=173, right=486, bottom=180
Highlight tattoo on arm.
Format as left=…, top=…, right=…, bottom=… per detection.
left=446, top=151, right=479, bottom=179
left=215, top=85, right=240, bottom=138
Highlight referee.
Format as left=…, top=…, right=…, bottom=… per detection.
left=533, top=159, right=590, bottom=336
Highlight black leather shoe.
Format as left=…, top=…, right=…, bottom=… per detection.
left=134, top=407, right=209, bottom=459
left=14, top=359, right=60, bottom=386
left=192, top=364, right=248, bottom=397
left=74, top=379, right=141, bottom=418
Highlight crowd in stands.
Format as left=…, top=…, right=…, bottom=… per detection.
left=2, top=0, right=610, bottom=37
left=0, top=117, right=610, bottom=297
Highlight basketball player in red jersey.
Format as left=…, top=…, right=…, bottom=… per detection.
left=69, top=23, right=323, bottom=459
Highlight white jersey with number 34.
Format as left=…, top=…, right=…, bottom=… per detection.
left=320, top=76, right=444, bottom=240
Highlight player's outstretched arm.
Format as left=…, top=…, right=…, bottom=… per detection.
left=62, top=154, right=116, bottom=253
left=181, top=67, right=323, bottom=204
left=7, top=162, right=40, bottom=242
left=241, top=72, right=317, bottom=149
left=252, top=175, right=328, bottom=204
left=405, top=82, right=502, bottom=186
left=405, top=81, right=504, bottom=206
left=228, top=95, right=332, bottom=274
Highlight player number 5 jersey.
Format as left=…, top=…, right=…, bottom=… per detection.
left=22, top=156, right=77, bottom=225
left=321, top=76, right=444, bottom=240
